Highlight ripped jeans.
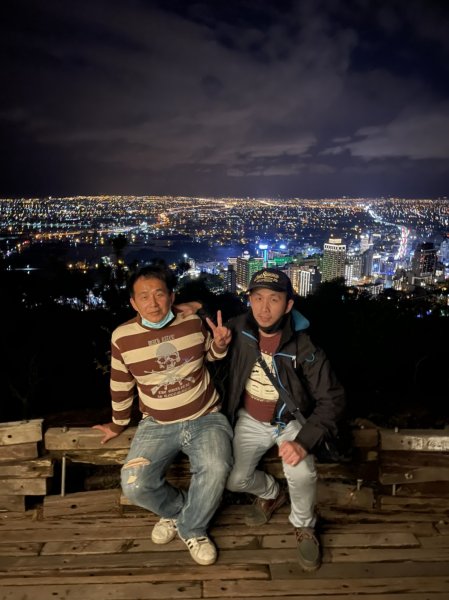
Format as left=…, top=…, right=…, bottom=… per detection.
left=121, top=412, right=233, bottom=540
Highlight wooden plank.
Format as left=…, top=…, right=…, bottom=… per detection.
left=379, top=495, right=449, bottom=512
left=0, top=443, right=38, bottom=462
left=380, top=466, right=449, bottom=485
left=261, top=531, right=419, bottom=549
left=328, top=546, right=449, bottom=562
left=41, top=539, right=130, bottom=555
left=381, top=482, right=449, bottom=497
left=49, top=450, right=128, bottom=465
left=0, top=564, right=269, bottom=584
left=0, top=420, right=43, bottom=446
left=0, top=582, right=201, bottom=599
left=319, top=522, right=436, bottom=536
left=317, top=481, right=374, bottom=509
left=2, top=543, right=449, bottom=573
left=214, top=503, right=446, bottom=524
left=214, top=520, right=436, bottom=538
left=418, top=536, right=449, bottom=548
left=318, top=508, right=448, bottom=523
left=0, top=478, right=47, bottom=495
left=202, top=594, right=449, bottom=600
left=0, top=549, right=295, bottom=573
left=204, top=577, right=449, bottom=596
left=0, top=495, right=26, bottom=512
left=43, top=490, right=121, bottom=517
left=271, top=559, right=449, bottom=579
left=0, top=515, right=158, bottom=531
left=130, top=535, right=260, bottom=554
left=44, top=427, right=136, bottom=451
left=0, top=542, right=42, bottom=556
left=380, top=451, right=449, bottom=484
left=381, top=429, right=449, bottom=452
left=45, top=425, right=379, bottom=450
left=381, top=450, right=449, bottom=468
left=0, top=519, right=435, bottom=544
left=0, top=458, right=53, bottom=478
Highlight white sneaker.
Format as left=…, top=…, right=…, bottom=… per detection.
left=151, top=518, right=177, bottom=544
left=181, top=535, right=217, bottom=566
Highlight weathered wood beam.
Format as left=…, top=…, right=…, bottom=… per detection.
left=0, top=458, right=53, bottom=479
left=44, top=427, right=136, bottom=451
left=0, top=495, right=26, bottom=512
left=0, top=420, right=43, bottom=446
left=380, top=429, right=449, bottom=452
left=0, top=442, right=39, bottom=462
left=0, top=478, right=47, bottom=496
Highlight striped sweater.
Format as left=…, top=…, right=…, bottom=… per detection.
left=110, top=312, right=226, bottom=431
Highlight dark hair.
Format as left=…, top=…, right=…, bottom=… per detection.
left=128, top=260, right=178, bottom=297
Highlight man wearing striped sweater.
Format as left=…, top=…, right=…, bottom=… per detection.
left=93, top=262, right=233, bottom=566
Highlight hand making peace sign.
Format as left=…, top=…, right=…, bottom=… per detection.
left=206, top=310, right=232, bottom=352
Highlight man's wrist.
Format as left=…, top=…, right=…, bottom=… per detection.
left=212, top=340, right=228, bottom=354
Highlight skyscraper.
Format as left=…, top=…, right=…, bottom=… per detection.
left=322, top=238, right=347, bottom=283
left=236, top=255, right=263, bottom=289
left=360, top=232, right=371, bottom=253
left=361, top=248, right=374, bottom=277
left=223, top=265, right=237, bottom=293
left=411, top=242, right=437, bottom=284
left=286, top=263, right=320, bottom=297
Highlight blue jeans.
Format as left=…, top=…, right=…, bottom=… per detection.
left=121, top=412, right=233, bottom=540
left=227, top=409, right=317, bottom=528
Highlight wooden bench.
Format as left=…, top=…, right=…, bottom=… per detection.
left=43, top=424, right=380, bottom=513
left=4, top=421, right=449, bottom=518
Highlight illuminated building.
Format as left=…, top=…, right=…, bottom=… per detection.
left=223, top=265, right=237, bottom=293
left=285, top=263, right=319, bottom=296
left=258, top=243, right=268, bottom=267
left=322, top=238, right=346, bottom=282
left=345, top=254, right=362, bottom=285
left=236, top=255, right=263, bottom=289
left=411, top=242, right=437, bottom=285
left=360, top=233, right=371, bottom=253
left=362, top=248, right=374, bottom=277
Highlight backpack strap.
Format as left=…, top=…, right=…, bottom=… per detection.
left=256, top=353, right=306, bottom=426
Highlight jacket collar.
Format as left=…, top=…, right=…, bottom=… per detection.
left=242, top=309, right=309, bottom=350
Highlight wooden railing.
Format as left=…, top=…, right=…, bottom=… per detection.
left=1, top=419, right=449, bottom=518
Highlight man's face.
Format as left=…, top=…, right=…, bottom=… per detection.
left=249, top=287, right=294, bottom=330
left=130, top=276, right=174, bottom=323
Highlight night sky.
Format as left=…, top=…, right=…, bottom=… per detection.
left=2, top=0, right=449, bottom=198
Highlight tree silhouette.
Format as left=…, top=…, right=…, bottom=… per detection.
left=110, top=235, right=128, bottom=264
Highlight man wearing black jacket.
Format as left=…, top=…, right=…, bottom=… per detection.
left=224, top=268, right=345, bottom=571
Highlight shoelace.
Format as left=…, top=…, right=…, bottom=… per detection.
left=295, top=528, right=316, bottom=542
left=158, top=518, right=177, bottom=530
left=184, top=536, right=209, bottom=549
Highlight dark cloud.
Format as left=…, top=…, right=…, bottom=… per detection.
left=1, top=0, right=448, bottom=197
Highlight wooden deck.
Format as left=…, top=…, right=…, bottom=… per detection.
left=1, top=497, right=449, bottom=600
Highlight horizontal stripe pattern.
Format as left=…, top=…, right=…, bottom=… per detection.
left=110, top=313, right=223, bottom=426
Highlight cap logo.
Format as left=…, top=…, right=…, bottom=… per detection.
left=253, top=272, right=280, bottom=284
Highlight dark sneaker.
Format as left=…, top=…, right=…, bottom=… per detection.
left=295, top=527, right=321, bottom=571
left=244, top=488, right=288, bottom=526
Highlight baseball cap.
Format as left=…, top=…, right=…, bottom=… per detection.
left=247, top=268, right=294, bottom=297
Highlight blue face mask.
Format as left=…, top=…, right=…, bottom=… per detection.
left=141, top=309, right=175, bottom=330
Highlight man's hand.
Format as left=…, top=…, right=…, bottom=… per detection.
left=206, top=310, right=232, bottom=352
left=174, top=301, right=202, bottom=317
left=92, top=423, right=120, bottom=445
left=278, top=440, right=308, bottom=466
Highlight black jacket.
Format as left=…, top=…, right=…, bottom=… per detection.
left=224, top=310, right=346, bottom=453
